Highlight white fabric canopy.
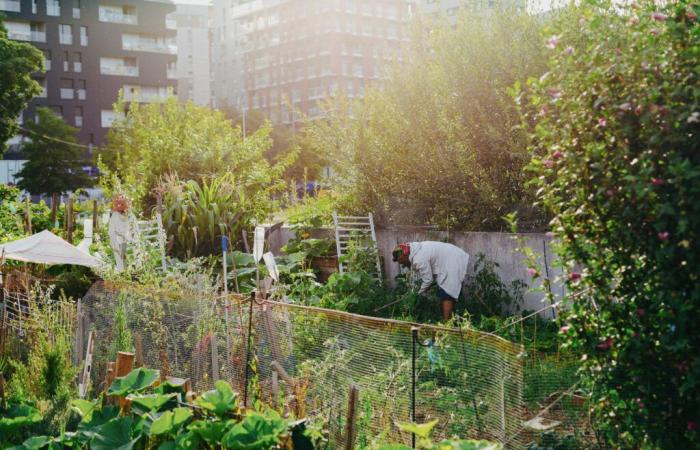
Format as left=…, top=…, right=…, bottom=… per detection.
left=0, top=230, right=100, bottom=268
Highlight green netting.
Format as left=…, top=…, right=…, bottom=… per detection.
left=79, top=282, right=591, bottom=448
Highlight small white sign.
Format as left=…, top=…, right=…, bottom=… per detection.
left=263, top=252, right=279, bottom=281
left=253, top=226, right=265, bottom=262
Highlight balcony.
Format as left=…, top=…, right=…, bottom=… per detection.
left=101, top=65, right=139, bottom=77
left=60, top=88, right=75, bottom=100
left=99, top=9, right=138, bottom=25
left=0, top=0, right=20, bottom=13
left=122, top=40, right=176, bottom=54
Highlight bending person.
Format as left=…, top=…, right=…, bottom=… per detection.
left=393, top=241, right=469, bottom=321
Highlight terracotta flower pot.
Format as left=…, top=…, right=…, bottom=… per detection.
left=311, top=256, right=338, bottom=283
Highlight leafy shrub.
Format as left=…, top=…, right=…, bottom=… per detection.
left=524, top=0, right=700, bottom=446
left=462, top=253, right=526, bottom=317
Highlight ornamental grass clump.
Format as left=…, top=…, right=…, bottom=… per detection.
left=523, top=0, right=700, bottom=447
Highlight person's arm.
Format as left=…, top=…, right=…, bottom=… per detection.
left=413, top=260, right=434, bottom=295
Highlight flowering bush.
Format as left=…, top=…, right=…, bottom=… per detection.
left=524, top=0, right=700, bottom=447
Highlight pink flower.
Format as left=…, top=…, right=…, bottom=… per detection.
left=598, top=118, right=607, bottom=127
left=546, top=35, right=559, bottom=49
left=651, top=12, right=667, bottom=21
left=658, top=232, right=670, bottom=241
left=688, top=421, right=698, bottom=431
left=543, top=159, right=555, bottom=169
left=605, top=189, right=615, bottom=197
left=565, top=46, right=574, bottom=55
left=597, top=337, right=613, bottom=351
left=568, top=272, right=582, bottom=281
left=547, top=88, right=561, bottom=100
left=560, top=325, right=571, bottom=334
left=527, top=267, right=538, bottom=277
left=651, top=178, right=664, bottom=186
left=688, top=10, right=698, bottom=21
left=552, top=150, right=563, bottom=160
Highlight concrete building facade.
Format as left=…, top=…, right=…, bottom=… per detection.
left=171, top=2, right=212, bottom=106
left=1, top=0, right=177, bottom=149
left=211, top=0, right=411, bottom=125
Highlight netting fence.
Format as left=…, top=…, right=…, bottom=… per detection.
left=77, top=281, right=590, bottom=448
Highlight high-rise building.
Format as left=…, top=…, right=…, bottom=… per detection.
left=412, top=0, right=526, bottom=20
left=211, top=0, right=411, bottom=126
left=170, top=2, right=212, bottom=106
left=1, top=0, right=177, bottom=150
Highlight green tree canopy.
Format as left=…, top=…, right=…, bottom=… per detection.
left=525, top=0, right=700, bottom=446
left=102, top=96, right=293, bottom=212
left=301, top=8, right=548, bottom=230
left=16, top=107, right=92, bottom=195
left=0, top=16, right=43, bottom=155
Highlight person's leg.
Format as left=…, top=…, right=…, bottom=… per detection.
left=441, top=298, right=455, bottom=321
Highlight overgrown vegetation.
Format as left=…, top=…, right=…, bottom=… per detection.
left=523, top=0, right=700, bottom=447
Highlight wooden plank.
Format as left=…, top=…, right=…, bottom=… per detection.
left=115, top=352, right=135, bottom=409
left=78, top=330, right=95, bottom=398
left=344, top=384, right=360, bottom=450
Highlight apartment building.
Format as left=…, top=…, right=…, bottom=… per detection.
left=1, top=0, right=177, bottom=148
left=415, top=0, right=526, bottom=20
left=211, top=0, right=411, bottom=126
left=170, top=2, right=212, bottom=106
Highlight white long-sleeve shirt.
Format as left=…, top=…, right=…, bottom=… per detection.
left=409, top=241, right=469, bottom=299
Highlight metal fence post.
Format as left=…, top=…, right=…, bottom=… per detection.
left=411, top=326, right=418, bottom=449
left=243, top=291, right=255, bottom=407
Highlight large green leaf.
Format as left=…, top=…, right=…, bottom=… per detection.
left=221, top=410, right=287, bottom=450
left=194, top=380, right=238, bottom=417
left=187, top=420, right=232, bottom=447
left=396, top=419, right=438, bottom=439
left=70, top=399, right=99, bottom=421
left=128, top=393, right=178, bottom=415
left=0, top=403, right=42, bottom=435
left=90, top=417, right=141, bottom=450
left=435, top=440, right=502, bottom=450
left=149, top=407, right=193, bottom=436
left=375, top=446, right=412, bottom=450
left=76, top=406, right=120, bottom=440
left=107, top=368, right=160, bottom=397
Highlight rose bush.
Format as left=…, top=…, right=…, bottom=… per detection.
left=523, top=0, right=699, bottom=447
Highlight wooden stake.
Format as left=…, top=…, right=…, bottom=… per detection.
left=344, top=384, right=360, bottom=450
left=50, top=193, right=58, bottom=225
left=210, top=334, right=220, bottom=382
left=105, top=362, right=116, bottom=392
left=134, top=333, right=144, bottom=367
left=92, top=200, right=98, bottom=231
left=24, top=198, right=32, bottom=234
left=66, top=197, right=73, bottom=243
left=115, top=352, right=135, bottom=409
left=73, top=299, right=83, bottom=367
left=271, top=371, right=279, bottom=409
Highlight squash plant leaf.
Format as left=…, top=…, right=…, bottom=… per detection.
left=107, top=368, right=160, bottom=397
left=149, top=408, right=194, bottom=436
left=187, top=420, right=231, bottom=446
left=194, top=380, right=238, bottom=417
left=221, top=410, right=287, bottom=450
left=70, top=399, right=99, bottom=421
left=90, top=417, right=141, bottom=450
left=128, top=393, right=178, bottom=415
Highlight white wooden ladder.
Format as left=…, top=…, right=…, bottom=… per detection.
left=332, top=212, right=382, bottom=278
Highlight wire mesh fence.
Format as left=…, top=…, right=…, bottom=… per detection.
left=78, top=282, right=591, bottom=448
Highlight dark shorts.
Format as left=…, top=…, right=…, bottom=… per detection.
left=437, top=287, right=455, bottom=301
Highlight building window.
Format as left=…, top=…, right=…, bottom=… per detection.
left=63, top=51, right=69, bottom=71
left=73, top=52, right=82, bottom=72
left=101, top=110, right=123, bottom=128
left=32, top=0, right=37, bottom=14
left=47, top=0, right=60, bottom=17
left=59, top=24, right=73, bottom=45
left=73, top=0, right=81, bottom=19
left=0, top=0, right=20, bottom=13
left=43, top=49, right=52, bottom=71
left=80, top=26, right=88, bottom=46
left=75, top=106, right=83, bottom=127
left=60, top=78, right=74, bottom=99
left=100, top=57, right=138, bottom=77
left=76, top=79, right=86, bottom=100
left=99, top=5, right=138, bottom=25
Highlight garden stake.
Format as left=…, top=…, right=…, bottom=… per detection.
left=243, top=291, right=255, bottom=407
left=411, top=327, right=418, bottom=449
left=92, top=200, right=98, bottom=231
left=344, top=384, right=360, bottom=450
left=210, top=333, right=220, bottom=381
